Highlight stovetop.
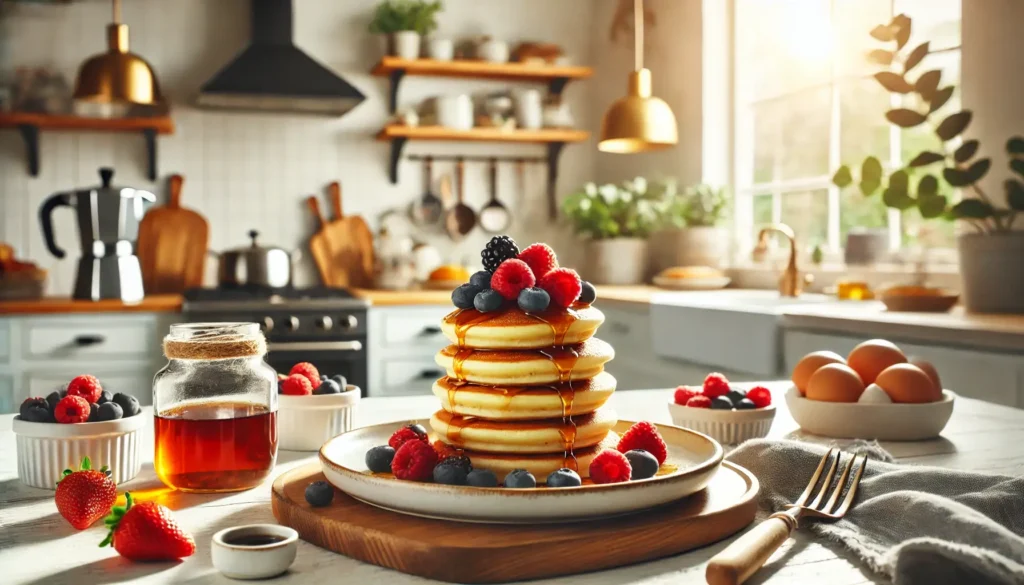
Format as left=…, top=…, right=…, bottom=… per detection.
left=183, top=286, right=370, bottom=311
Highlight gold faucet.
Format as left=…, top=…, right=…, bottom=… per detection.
left=754, top=223, right=812, bottom=297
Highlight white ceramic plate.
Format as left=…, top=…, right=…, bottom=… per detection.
left=653, top=275, right=731, bottom=291
left=786, top=386, right=955, bottom=440
left=320, top=420, right=724, bottom=524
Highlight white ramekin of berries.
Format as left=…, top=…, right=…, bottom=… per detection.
left=277, top=363, right=361, bottom=451
left=13, top=375, right=146, bottom=489
left=667, top=373, right=775, bottom=445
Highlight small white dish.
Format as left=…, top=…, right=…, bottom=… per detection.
left=653, top=275, right=731, bottom=291
left=786, top=386, right=955, bottom=440
left=211, top=524, right=298, bottom=580
left=278, top=386, right=361, bottom=451
left=13, top=414, right=146, bottom=489
left=667, top=401, right=775, bottom=445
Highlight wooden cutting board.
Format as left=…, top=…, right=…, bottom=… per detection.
left=136, top=174, right=209, bottom=294
left=307, top=182, right=375, bottom=288
left=272, top=461, right=758, bottom=584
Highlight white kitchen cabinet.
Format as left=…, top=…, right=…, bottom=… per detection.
left=367, top=306, right=451, bottom=398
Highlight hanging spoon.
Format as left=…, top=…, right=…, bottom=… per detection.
left=479, top=157, right=511, bottom=233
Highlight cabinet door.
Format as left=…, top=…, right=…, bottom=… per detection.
left=23, top=316, right=159, bottom=361
left=374, top=358, right=445, bottom=398
left=378, top=307, right=453, bottom=351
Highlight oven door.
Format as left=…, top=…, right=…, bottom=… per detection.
left=265, top=340, right=368, bottom=397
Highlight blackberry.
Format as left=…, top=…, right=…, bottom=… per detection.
left=481, top=235, right=519, bottom=273
left=304, top=480, right=335, bottom=507
left=19, top=397, right=48, bottom=418
left=22, top=405, right=54, bottom=423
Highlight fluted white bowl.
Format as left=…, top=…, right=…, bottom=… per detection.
left=668, top=401, right=776, bottom=445
left=278, top=386, right=360, bottom=451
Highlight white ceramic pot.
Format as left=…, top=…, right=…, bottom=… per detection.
left=427, top=38, right=454, bottom=61
left=958, top=232, right=1024, bottom=313
left=845, top=229, right=889, bottom=266
left=584, top=238, right=649, bottom=285
left=436, top=94, right=473, bottom=130
left=785, top=387, right=955, bottom=440
left=649, top=227, right=729, bottom=274
left=392, top=31, right=421, bottom=60
left=278, top=387, right=360, bottom=451
left=212, top=524, right=299, bottom=580
left=13, top=414, right=146, bottom=489
left=667, top=402, right=775, bottom=445
left=514, top=89, right=543, bottom=130
left=477, top=38, right=510, bottom=63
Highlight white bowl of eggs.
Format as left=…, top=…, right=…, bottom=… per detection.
left=786, top=339, right=955, bottom=441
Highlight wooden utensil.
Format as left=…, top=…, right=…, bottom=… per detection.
left=272, top=460, right=758, bottom=584
left=411, top=156, right=443, bottom=225
left=306, top=195, right=333, bottom=286
left=136, top=174, right=209, bottom=294
left=311, top=181, right=375, bottom=288
left=706, top=449, right=868, bottom=585
left=479, top=157, right=511, bottom=233
left=445, top=157, right=476, bottom=239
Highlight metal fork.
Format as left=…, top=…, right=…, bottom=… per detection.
left=706, top=449, right=868, bottom=585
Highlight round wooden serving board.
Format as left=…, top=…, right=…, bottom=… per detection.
left=272, top=461, right=759, bottom=583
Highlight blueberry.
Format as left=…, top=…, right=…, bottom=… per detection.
left=578, top=281, right=597, bottom=304
left=365, top=445, right=396, bottom=473
left=433, top=460, right=469, bottom=485
left=277, top=379, right=285, bottom=394
left=322, top=374, right=330, bottom=381
left=20, top=397, right=48, bottom=418
left=332, top=374, right=347, bottom=389
left=711, top=396, right=734, bottom=410
left=440, top=454, right=472, bottom=473
left=111, top=393, right=141, bottom=417
left=97, top=390, right=113, bottom=405
left=95, top=402, right=123, bottom=421
left=473, top=289, right=504, bottom=312
left=45, top=390, right=65, bottom=412
left=517, top=287, right=550, bottom=312
left=23, top=405, right=54, bottom=423
left=452, top=284, right=482, bottom=309
left=545, top=468, right=582, bottom=487
left=504, top=469, right=536, bottom=489
left=313, top=379, right=341, bottom=395
left=624, top=449, right=659, bottom=480
left=407, top=423, right=428, bottom=437
left=726, top=389, right=747, bottom=404
left=469, top=270, right=491, bottom=289
left=466, top=469, right=499, bottom=487
left=736, top=398, right=756, bottom=410
left=304, top=480, right=334, bottom=507
left=88, top=402, right=100, bottom=422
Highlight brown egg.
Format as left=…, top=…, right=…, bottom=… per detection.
left=875, top=363, right=942, bottom=403
left=847, top=339, right=907, bottom=385
left=791, top=351, right=846, bottom=394
left=909, top=357, right=942, bottom=394
left=806, top=363, right=865, bottom=403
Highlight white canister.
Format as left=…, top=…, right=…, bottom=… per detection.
left=436, top=94, right=474, bottom=130
left=392, top=31, right=421, bottom=60
left=514, top=89, right=543, bottom=130
left=477, top=38, right=510, bottom=63
left=427, top=38, right=454, bottom=61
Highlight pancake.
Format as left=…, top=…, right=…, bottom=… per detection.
left=432, top=372, right=617, bottom=420
left=441, top=304, right=604, bottom=349
left=435, top=337, right=614, bottom=386
left=430, top=406, right=617, bottom=454
left=455, top=432, right=620, bottom=482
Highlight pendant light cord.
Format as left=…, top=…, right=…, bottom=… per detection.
left=634, top=0, right=643, bottom=71
left=112, top=0, right=121, bottom=24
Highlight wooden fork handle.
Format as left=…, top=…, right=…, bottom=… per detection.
left=705, top=513, right=797, bottom=585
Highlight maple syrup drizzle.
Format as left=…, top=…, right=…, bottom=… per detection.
left=526, top=306, right=581, bottom=346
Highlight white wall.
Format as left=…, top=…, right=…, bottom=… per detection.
left=0, top=0, right=597, bottom=294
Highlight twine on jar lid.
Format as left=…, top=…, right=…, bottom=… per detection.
left=163, top=331, right=267, bottom=360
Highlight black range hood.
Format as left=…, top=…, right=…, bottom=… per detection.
left=197, top=0, right=365, bottom=116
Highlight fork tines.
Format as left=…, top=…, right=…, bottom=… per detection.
left=790, top=448, right=868, bottom=519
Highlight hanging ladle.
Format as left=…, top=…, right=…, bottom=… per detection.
left=411, top=155, right=443, bottom=225
left=479, top=157, right=511, bottom=233
left=445, top=157, right=477, bottom=239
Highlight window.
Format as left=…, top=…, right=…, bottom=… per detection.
left=733, top=0, right=962, bottom=258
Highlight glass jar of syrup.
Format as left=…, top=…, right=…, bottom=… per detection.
left=154, top=323, right=278, bottom=493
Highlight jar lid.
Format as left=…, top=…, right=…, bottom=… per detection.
left=163, top=322, right=266, bottom=360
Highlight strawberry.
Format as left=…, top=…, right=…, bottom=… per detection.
left=67, top=374, right=103, bottom=404
left=55, top=456, right=117, bottom=530
left=517, top=243, right=558, bottom=278
left=100, top=492, right=195, bottom=561
left=616, top=421, right=668, bottom=465
left=537, top=267, right=582, bottom=308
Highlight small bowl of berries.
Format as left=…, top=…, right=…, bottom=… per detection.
left=277, top=363, right=361, bottom=451
left=13, top=374, right=146, bottom=489
left=667, top=373, right=775, bottom=445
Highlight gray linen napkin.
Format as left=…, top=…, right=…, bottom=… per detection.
left=727, top=439, right=1024, bottom=585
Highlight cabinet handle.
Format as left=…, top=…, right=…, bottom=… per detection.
left=73, top=334, right=105, bottom=346
left=420, top=325, right=442, bottom=335
left=418, top=368, right=445, bottom=379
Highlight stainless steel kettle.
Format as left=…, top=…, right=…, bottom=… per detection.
left=212, top=230, right=299, bottom=289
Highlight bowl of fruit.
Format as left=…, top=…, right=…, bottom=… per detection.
left=277, top=363, right=360, bottom=451
left=13, top=375, right=145, bottom=489
left=667, top=373, right=775, bottom=445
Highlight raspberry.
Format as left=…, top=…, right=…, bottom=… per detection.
left=746, top=386, right=772, bottom=408
left=517, top=243, right=558, bottom=278
left=686, top=395, right=712, bottom=408
left=289, top=363, right=320, bottom=387
left=538, top=267, right=582, bottom=308
left=389, top=426, right=428, bottom=450
left=66, top=375, right=103, bottom=404
left=490, top=259, right=536, bottom=300
left=703, top=373, right=731, bottom=399
left=391, top=439, right=438, bottom=481
left=589, top=449, right=632, bottom=484
left=280, top=374, right=313, bottom=396
left=616, top=421, right=668, bottom=465
left=54, top=395, right=91, bottom=424
left=673, top=385, right=699, bottom=405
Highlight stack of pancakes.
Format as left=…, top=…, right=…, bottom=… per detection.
left=430, top=303, right=617, bottom=481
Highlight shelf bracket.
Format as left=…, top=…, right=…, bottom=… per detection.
left=388, top=137, right=408, bottom=184
left=546, top=142, right=566, bottom=220
left=143, top=128, right=157, bottom=181
left=548, top=77, right=571, bottom=96
left=388, top=69, right=406, bottom=114
left=17, top=124, right=40, bottom=176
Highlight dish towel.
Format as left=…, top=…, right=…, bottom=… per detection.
left=727, top=439, right=1024, bottom=585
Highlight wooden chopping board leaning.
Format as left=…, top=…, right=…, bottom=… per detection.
left=136, top=174, right=209, bottom=294
left=306, top=181, right=375, bottom=288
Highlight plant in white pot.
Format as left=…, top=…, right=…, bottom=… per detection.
left=649, top=183, right=729, bottom=273
left=833, top=13, right=1024, bottom=314
left=368, top=0, right=443, bottom=60
left=562, top=177, right=664, bottom=285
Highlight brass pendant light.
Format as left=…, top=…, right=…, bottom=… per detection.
left=73, top=0, right=164, bottom=107
left=598, top=0, right=678, bottom=153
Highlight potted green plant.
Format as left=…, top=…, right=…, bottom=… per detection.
left=562, top=177, right=665, bottom=284
left=649, top=183, right=730, bottom=273
left=832, top=14, right=1024, bottom=313
left=368, top=0, right=443, bottom=60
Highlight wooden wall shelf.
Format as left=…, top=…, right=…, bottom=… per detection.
left=0, top=112, right=175, bottom=181
left=371, top=57, right=593, bottom=113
